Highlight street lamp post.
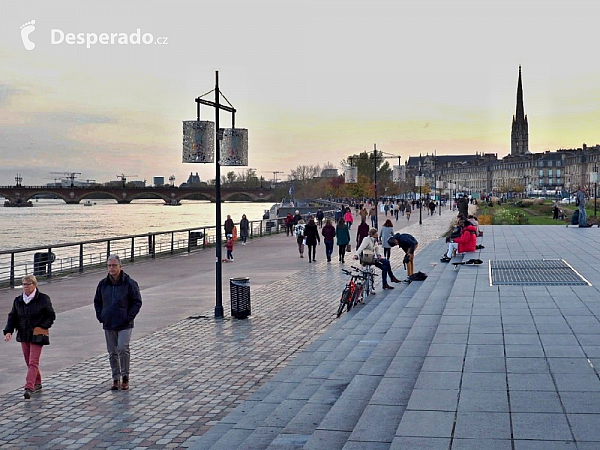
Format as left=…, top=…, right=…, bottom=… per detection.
left=347, top=144, right=400, bottom=230
left=419, top=154, right=423, bottom=225
left=594, top=163, right=598, bottom=217
left=184, top=71, right=248, bottom=318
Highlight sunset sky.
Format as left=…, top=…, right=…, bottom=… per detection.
left=1, top=0, right=599, bottom=186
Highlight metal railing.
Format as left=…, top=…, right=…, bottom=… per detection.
left=0, top=211, right=336, bottom=288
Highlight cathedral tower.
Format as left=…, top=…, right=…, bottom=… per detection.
left=511, top=66, right=529, bottom=155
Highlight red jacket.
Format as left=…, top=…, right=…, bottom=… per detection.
left=454, top=225, right=477, bottom=253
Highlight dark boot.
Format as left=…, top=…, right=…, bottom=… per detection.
left=383, top=284, right=394, bottom=289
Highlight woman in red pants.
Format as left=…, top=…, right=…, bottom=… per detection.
left=3, top=275, right=56, bottom=399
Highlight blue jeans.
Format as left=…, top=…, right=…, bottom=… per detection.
left=373, top=258, right=395, bottom=285
left=324, top=240, right=333, bottom=259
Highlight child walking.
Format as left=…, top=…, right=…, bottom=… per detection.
left=226, top=234, right=234, bottom=261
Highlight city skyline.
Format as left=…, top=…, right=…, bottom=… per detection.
left=1, top=0, right=599, bottom=186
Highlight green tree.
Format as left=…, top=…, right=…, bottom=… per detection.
left=343, top=150, right=393, bottom=197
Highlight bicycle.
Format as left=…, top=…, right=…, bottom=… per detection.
left=337, top=267, right=378, bottom=318
left=338, top=268, right=362, bottom=317
left=352, top=265, right=376, bottom=298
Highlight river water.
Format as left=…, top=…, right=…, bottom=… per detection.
left=0, top=199, right=274, bottom=251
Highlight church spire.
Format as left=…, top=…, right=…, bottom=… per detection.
left=511, top=65, right=529, bottom=155
left=515, top=65, right=525, bottom=121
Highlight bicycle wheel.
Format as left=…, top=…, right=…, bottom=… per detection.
left=337, top=288, right=351, bottom=317
left=352, top=284, right=364, bottom=308
left=363, top=275, right=371, bottom=296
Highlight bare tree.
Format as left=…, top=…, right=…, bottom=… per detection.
left=288, top=165, right=321, bottom=181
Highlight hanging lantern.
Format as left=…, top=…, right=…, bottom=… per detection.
left=345, top=167, right=358, bottom=183
left=415, top=175, right=424, bottom=187
left=219, top=128, right=249, bottom=166
left=436, top=180, right=445, bottom=189
left=182, top=121, right=215, bottom=163
left=392, top=165, right=402, bottom=183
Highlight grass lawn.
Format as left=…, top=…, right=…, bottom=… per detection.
left=476, top=199, right=598, bottom=225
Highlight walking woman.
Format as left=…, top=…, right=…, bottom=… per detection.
left=294, top=219, right=306, bottom=258
left=239, top=214, right=249, bottom=245
left=380, top=219, right=395, bottom=260
left=3, top=275, right=56, bottom=399
left=335, top=218, right=351, bottom=263
left=343, top=208, right=354, bottom=230
left=321, top=218, right=336, bottom=262
left=303, top=218, right=320, bottom=262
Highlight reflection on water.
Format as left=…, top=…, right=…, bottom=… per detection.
left=0, top=199, right=273, bottom=250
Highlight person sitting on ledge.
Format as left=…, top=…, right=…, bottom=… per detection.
left=354, top=228, right=401, bottom=289
left=441, top=220, right=477, bottom=262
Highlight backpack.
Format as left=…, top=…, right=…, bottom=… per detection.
left=575, top=196, right=580, bottom=206
left=408, top=271, right=428, bottom=281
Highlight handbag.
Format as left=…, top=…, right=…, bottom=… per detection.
left=32, top=327, right=50, bottom=345
left=346, top=244, right=351, bottom=252
left=360, top=250, right=375, bottom=265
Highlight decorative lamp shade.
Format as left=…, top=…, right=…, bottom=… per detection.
left=345, top=167, right=358, bottom=183
left=182, top=121, right=215, bottom=163
left=392, top=165, right=402, bottom=183
left=436, top=180, right=445, bottom=189
left=220, top=128, right=249, bottom=166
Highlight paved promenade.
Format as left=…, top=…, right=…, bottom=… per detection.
left=3, top=207, right=600, bottom=449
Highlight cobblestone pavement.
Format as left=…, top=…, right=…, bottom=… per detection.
left=0, top=207, right=457, bottom=449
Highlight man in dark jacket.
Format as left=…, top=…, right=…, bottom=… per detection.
left=94, top=255, right=142, bottom=391
left=316, top=208, right=324, bottom=228
left=224, top=215, right=235, bottom=236
left=387, top=233, right=419, bottom=278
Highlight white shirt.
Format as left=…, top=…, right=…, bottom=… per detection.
left=23, top=288, right=37, bottom=304
left=354, top=236, right=381, bottom=258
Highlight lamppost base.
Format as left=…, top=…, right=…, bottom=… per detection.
left=215, top=306, right=224, bottom=318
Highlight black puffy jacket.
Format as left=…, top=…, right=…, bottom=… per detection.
left=3, top=290, right=56, bottom=343
left=94, top=271, right=142, bottom=331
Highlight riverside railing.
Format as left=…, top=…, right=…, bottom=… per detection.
left=0, top=210, right=336, bottom=288
left=0, top=219, right=282, bottom=288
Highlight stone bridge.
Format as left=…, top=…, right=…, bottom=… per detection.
left=0, top=185, right=276, bottom=204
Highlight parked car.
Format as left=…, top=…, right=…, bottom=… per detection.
left=560, top=197, right=576, bottom=204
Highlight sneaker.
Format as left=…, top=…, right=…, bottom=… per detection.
left=111, top=380, right=120, bottom=390
left=121, top=377, right=129, bottom=391
left=24, top=388, right=32, bottom=399
left=440, top=256, right=451, bottom=263
left=33, top=384, right=43, bottom=393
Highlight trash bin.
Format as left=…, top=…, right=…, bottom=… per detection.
left=189, top=231, right=204, bottom=246
left=33, top=252, right=55, bottom=276
left=230, top=277, right=251, bottom=319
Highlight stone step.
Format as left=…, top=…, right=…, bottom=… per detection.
left=340, top=260, right=460, bottom=448
left=188, top=238, right=456, bottom=449
left=262, top=263, right=457, bottom=449
left=198, top=284, right=413, bottom=449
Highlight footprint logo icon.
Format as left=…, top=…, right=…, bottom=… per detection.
left=20, top=20, right=36, bottom=50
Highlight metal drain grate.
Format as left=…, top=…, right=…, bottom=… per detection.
left=490, top=259, right=590, bottom=286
